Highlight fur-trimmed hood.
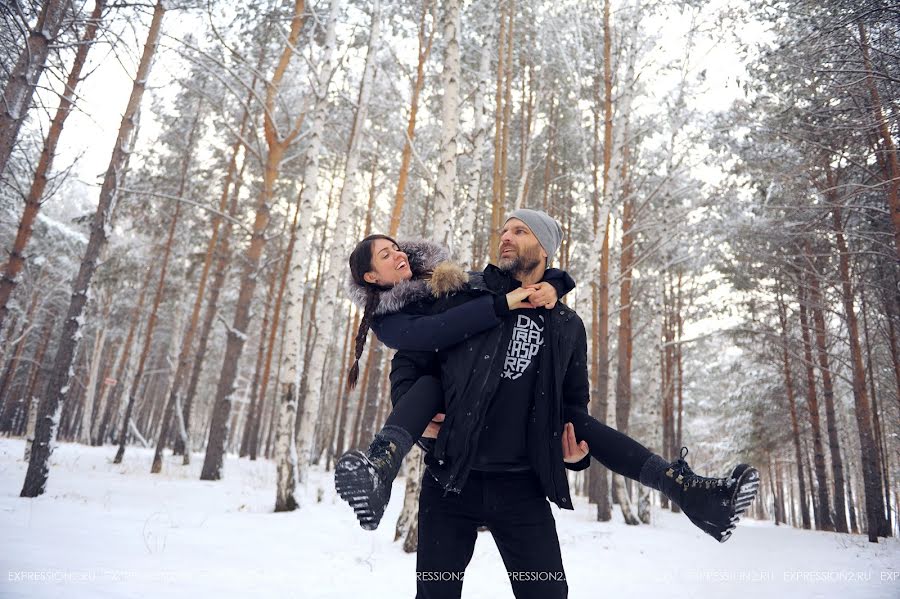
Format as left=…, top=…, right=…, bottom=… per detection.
left=345, top=239, right=470, bottom=317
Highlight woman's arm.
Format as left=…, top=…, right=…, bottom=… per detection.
left=372, top=294, right=502, bottom=352
left=542, top=268, right=576, bottom=301
left=373, top=268, right=577, bottom=352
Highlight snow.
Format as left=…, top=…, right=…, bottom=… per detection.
left=1, top=438, right=897, bottom=598
left=35, top=213, right=88, bottom=245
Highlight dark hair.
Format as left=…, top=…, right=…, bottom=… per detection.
left=346, top=234, right=399, bottom=389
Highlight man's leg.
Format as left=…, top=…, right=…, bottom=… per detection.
left=415, top=469, right=481, bottom=599
left=483, top=471, right=568, bottom=599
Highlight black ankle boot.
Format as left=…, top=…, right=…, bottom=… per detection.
left=335, top=425, right=414, bottom=531
left=640, top=447, right=760, bottom=543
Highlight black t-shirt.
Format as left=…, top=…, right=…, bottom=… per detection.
left=471, top=308, right=545, bottom=471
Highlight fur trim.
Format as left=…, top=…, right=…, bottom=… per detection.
left=345, top=238, right=453, bottom=316
left=427, top=262, right=469, bottom=297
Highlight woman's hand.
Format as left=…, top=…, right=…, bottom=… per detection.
left=523, top=281, right=558, bottom=309
left=506, top=287, right=536, bottom=310
left=562, top=422, right=590, bottom=463
left=422, top=413, right=445, bottom=439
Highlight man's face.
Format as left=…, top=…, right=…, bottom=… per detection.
left=498, top=218, right=546, bottom=275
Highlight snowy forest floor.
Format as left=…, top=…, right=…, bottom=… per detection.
left=1, top=438, right=897, bottom=598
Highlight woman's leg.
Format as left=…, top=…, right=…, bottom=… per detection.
left=566, top=411, right=654, bottom=481
left=567, top=410, right=761, bottom=543
left=336, top=375, right=444, bottom=531
left=383, top=375, right=445, bottom=441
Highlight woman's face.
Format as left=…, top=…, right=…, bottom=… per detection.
left=364, top=238, right=412, bottom=286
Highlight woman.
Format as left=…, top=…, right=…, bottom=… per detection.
left=335, top=234, right=575, bottom=531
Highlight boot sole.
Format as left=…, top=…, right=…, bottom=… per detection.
left=716, top=464, right=760, bottom=543
left=334, top=451, right=384, bottom=531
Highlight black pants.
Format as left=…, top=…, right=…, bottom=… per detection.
left=384, top=375, right=444, bottom=439
left=415, top=468, right=568, bottom=599
left=384, top=375, right=653, bottom=482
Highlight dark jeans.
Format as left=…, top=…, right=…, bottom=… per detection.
left=415, top=467, right=568, bottom=599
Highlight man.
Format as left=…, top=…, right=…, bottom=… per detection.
left=367, top=209, right=758, bottom=598
left=412, top=209, right=592, bottom=598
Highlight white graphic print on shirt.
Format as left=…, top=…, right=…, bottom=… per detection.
left=501, top=313, right=544, bottom=380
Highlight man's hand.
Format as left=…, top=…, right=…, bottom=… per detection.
left=524, top=281, right=558, bottom=309
left=562, top=422, right=589, bottom=464
left=422, top=412, right=445, bottom=439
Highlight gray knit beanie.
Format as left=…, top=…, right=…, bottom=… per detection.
left=505, top=209, right=563, bottom=265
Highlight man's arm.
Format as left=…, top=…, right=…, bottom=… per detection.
left=561, top=316, right=591, bottom=471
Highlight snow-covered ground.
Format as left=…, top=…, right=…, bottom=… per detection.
left=1, top=438, right=897, bottom=598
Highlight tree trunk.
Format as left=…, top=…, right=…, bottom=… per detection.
left=202, top=0, right=310, bottom=482
left=589, top=0, right=615, bottom=520
left=156, top=69, right=258, bottom=469
left=0, top=0, right=69, bottom=176
left=115, top=103, right=196, bottom=465
left=0, top=0, right=105, bottom=335
left=273, top=0, right=341, bottom=476
left=432, top=0, right=460, bottom=247
left=825, top=172, right=888, bottom=542
left=458, top=23, right=493, bottom=268
left=881, top=289, right=900, bottom=412
left=78, top=326, right=107, bottom=444
left=0, top=289, right=40, bottom=431
left=860, top=286, right=892, bottom=537
left=489, top=0, right=510, bottom=264
left=296, top=0, right=378, bottom=485
left=389, top=0, right=435, bottom=237
left=175, top=147, right=247, bottom=462
left=498, top=1, right=514, bottom=213
left=858, top=23, right=900, bottom=263
left=238, top=247, right=278, bottom=459
left=777, top=291, right=811, bottom=529
left=807, top=258, right=848, bottom=533
left=274, top=380, right=300, bottom=512
left=20, top=0, right=165, bottom=498
left=675, top=272, right=684, bottom=452
left=797, top=278, right=835, bottom=531
left=514, top=61, right=540, bottom=210
left=97, top=265, right=155, bottom=446
left=614, top=169, right=636, bottom=523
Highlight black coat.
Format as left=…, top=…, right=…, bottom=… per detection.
left=389, top=264, right=591, bottom=511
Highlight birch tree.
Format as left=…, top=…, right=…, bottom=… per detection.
left=272, top=0, right=342, bottom=499
left=432, top=0, right=460, bottom=248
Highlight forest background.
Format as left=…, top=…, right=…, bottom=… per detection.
left=0, top=0, right=897, bottom=553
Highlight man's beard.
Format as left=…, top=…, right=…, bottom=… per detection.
left=498, top=244, right=542, bottom=276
